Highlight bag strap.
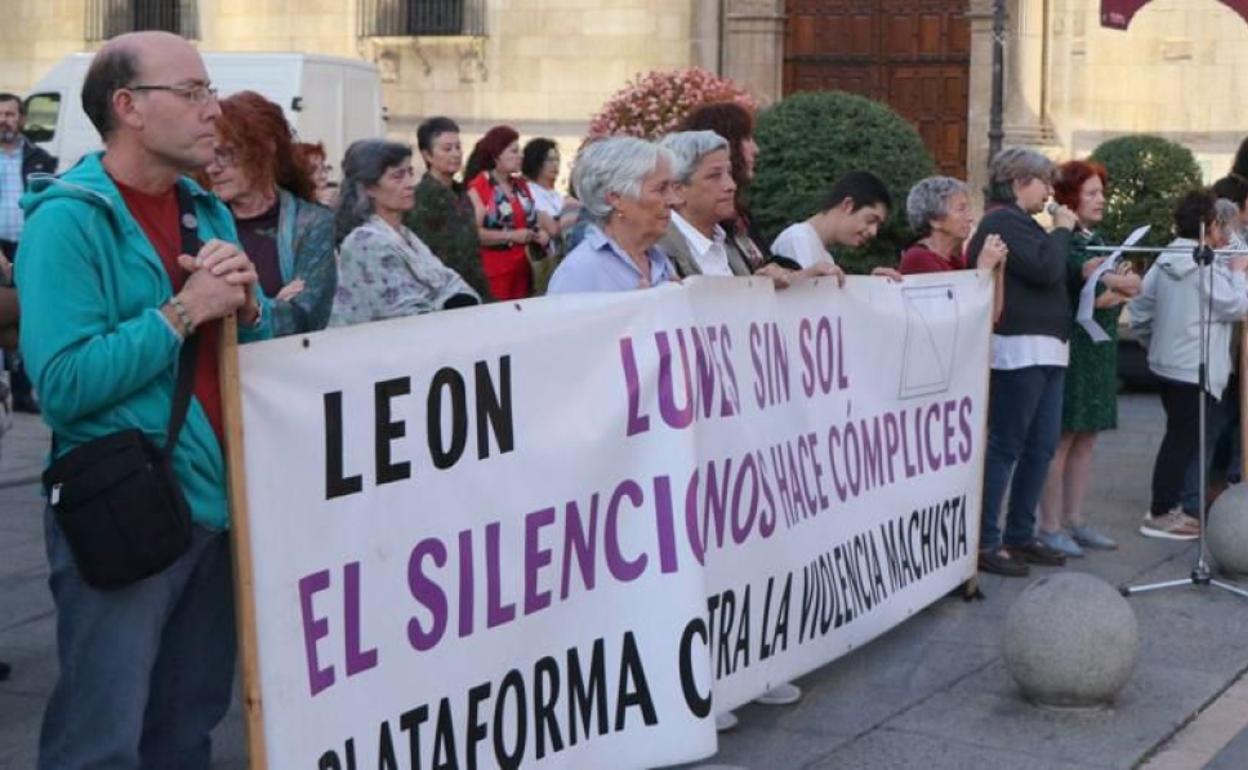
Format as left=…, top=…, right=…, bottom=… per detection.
left=164, top=182, right=202, bottom=455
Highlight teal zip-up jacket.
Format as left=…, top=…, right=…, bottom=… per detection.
left=17, top=152, right=271, bottom=530
left=269, top=187, right=336, bottom=336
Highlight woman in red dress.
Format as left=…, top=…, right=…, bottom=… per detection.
left=464, top=126, right=555, bottom=299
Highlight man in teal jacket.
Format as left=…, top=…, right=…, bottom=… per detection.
left=17, top=31, right=270, bottom=769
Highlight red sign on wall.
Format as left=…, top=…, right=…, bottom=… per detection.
left=1102, top=0, right=1248, bottom=29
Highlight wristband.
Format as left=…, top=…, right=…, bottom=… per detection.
left=168, top=296, right=195, bottom=337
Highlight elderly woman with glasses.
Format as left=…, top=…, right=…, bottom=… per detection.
left=329, top=140, right=479, bottom=326
left=546, top=137, right=679, bottom=294
left=966, top=147, right=1080, bottom=578
left=205, top=90, right=336, bottom=336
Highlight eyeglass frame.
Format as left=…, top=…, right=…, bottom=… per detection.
left=125, top=81, right=219, bottom=106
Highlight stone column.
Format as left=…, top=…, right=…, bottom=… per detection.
left=1004, top=0, right=1052, bottom=146
left=966, top=0, right=997, bottom=203
left=691, top=0, right=722, bottom=73
left=721, top=0, right=786, bottom=106
left=967, top=0, right=1055, bottom=205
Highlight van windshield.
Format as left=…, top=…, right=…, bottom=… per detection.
left=23, top=93, right=60, bottom=144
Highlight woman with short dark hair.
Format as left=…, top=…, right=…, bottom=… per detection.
left=403, top=116, right=493, bottom=300
left=1130, top=189, right=1248, bottom=538
left=329, top=140, right=479, bottom=326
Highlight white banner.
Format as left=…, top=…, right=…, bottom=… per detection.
left=237, top=270, right=991, bottom=769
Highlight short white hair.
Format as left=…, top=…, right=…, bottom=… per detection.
left=572, top=137, right=673, bottom=228
left=658, top=130, right=729, bottom=185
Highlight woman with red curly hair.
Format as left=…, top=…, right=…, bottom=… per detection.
left=206, top=91, right=336, bottom=336
left=464, top=125, right=556, bottom=299
left=1036, top=159, right=1141, bottom=556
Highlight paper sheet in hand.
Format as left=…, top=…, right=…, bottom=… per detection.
left=1076, top=225, right=1150, bottom=342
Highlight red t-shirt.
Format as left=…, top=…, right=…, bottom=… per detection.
left=115, top=180, right=224, bottom=446
left=898, top=243, right=967, bottom=275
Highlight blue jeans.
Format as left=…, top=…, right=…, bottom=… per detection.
left=39, top=509, right=236, bottom=770
left=981, top=366, right=1066, bottom=551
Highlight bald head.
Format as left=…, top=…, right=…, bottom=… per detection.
left=82, top=31, right=201, bottom=140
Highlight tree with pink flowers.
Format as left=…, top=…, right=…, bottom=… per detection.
left=587, top=68, right=758, bottom=141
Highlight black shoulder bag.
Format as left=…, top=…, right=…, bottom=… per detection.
left=43, top=184, right=201, bottom=590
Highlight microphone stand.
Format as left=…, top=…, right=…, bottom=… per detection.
left=1110, top=227, right=1248, bottom=599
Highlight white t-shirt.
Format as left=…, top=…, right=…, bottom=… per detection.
left=770, top=221, right=834, bottom=269
left=529, top=183, right=564, bottom=219
left=671, top=211, right=733, bottom=277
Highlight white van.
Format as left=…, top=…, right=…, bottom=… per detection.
left=23, top=52, right=386, bottom=174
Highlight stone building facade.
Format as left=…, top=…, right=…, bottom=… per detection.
left=1, top=0, right=1245, bottom=196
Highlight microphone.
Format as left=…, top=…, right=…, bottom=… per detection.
left=1045, top=201, right=1060, bottom=216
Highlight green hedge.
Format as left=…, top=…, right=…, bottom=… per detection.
left=752, top=91, right=935, bottom=272
left=1089, top=134, right=1203, bottom=249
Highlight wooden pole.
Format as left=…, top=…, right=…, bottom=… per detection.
left=219, top=315, right=267, bottom=770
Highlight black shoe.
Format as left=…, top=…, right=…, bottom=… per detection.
left=978, top=549, right=1030, bottom=577
left=0, top=660, right=10, bottom=681
left=1005, top=539, right=1067, bottom=567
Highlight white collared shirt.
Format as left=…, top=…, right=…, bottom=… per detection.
left=671, top=211, right=732, bottom=277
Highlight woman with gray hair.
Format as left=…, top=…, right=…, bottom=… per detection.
left=656, top=130, right=746, bottom=278
left=900, top=176, right=1008, bottom=322
left=329, top=139, right=479, bottom=326
left=965, top=147, right=1081, bottom=577
left=546, top=137, right=679, bottom=293
left=900, top=176, right=1006, bottom=274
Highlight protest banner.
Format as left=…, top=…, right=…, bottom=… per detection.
left=221, top=270, right=992, bottom=769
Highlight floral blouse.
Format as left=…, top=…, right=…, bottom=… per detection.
left=467, top=171, right=538, bottom=233
left=329, top=215, right=480, bottom=327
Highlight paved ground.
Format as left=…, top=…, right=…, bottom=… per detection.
left=3, top=397, right=1248, bottom=769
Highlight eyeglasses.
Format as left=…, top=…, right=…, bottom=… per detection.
left=211, top=146, right=236, bottom=167
left=127, top=82, right=219, bottom=106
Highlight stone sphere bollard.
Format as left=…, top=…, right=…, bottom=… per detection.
left=1209, top=483, right=1248, bottom=576
left=1003, top=572, right=1138, bottom=708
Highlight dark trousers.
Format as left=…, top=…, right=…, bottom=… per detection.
left=1153, top=378, right=1221, bottom=516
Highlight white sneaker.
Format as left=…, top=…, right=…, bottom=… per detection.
left=754, top=681, right=802, bottom=705
left=715, top=710, right=739, bottom=732
left=1139, top=509, right=1199, bottom=541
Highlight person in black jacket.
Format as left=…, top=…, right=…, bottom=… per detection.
left=967, top=147, right=1084, bottom=577
left=0, top=93, right=57, bottom=259
left=0, top=93, right=56, bottom=414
